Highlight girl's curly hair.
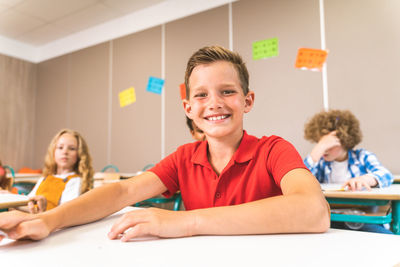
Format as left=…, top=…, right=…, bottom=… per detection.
left=43, top=129, right=94, bottom=193
left=304, top=109, right=362, bottom=150
left=0, top=161, right=13, bottom=191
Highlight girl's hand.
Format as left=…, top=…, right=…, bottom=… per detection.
left=0, top=210, right=50, bottom=241
left=107, top=208, right=195, bottom=242
left=28, top=195, right=47, bottom=213
left=342, top=175, right=378, bottom=191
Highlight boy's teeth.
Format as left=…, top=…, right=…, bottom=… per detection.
left=209, top=115, right=227, bottom=121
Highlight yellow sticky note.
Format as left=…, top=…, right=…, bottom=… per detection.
left=119, top=87, right=136, bottom=107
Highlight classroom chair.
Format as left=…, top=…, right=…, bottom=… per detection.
left=100, top=164, right=120, bottom=173
left=1, top=166, right=16, bottom=212
left=4, top=165, right=36, bottom=195
left=142, top=163, right=155, bottom=172
left=94, top=164, right=121, bottom=188
left=134, top=164, right=182, bottom=211
left=12, top=182, right=35, bottom=195
left=3, top=165, right=15, bottom=179
left=3, top=165, right=22, bottom=194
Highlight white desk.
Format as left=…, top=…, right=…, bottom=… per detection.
left=7, top=173, right=41, bottom=183
left=0, top=193, right=29, bottom=209
left=93, top=172, right=138, bottom=188
left=394, top=174, right=400, bottom=184
left=1, top=207, right=399, bottom=267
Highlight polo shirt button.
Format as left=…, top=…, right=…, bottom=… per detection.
left=215, top=192, right=221, bottom=198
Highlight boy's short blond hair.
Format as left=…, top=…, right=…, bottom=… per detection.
left=304, top=109, right=362, bottom=150
left=184, top=46, right=249, bottom=99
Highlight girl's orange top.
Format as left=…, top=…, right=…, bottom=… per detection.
left=36, top=174, right=79, bottom=210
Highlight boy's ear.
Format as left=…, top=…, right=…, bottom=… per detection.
left=182, top=99, right=193, bottom=119
left=244, top=91, right=255, bottom=113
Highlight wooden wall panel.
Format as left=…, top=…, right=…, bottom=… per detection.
left=0, top=54, right=36, bottom=170
left=68, top=43, right=110, bottom=171
left=34, top=55, right=69, bottom=168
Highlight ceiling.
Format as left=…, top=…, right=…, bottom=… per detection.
left=0, top=0, right=234, bottom=63
left=0, top=0, right=166, bottom=46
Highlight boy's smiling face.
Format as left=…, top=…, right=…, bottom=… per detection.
left=183, top=61, right=254, bottom=140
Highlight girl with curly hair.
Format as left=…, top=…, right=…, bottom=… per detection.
left=27, top=129, right=94, bottom=213
left=304, top=109, right=393, bottom=191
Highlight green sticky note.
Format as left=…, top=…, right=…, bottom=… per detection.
left=252, top=38, right=279, bottom=60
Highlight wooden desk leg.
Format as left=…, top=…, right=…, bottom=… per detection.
left=392, top=200, right=400, bottom=235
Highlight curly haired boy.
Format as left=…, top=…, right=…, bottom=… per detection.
left=304, top=109, right=393, bottom=191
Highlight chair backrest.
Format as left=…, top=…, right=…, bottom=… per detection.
left=101, top=164, right=120, bottom=172
left=3, top=165, right=15, bottom=188
left=142, top=164, right=155, bottom=172
left=4, top=165, right=15, bottom=178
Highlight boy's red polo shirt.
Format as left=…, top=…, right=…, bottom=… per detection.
left=150, top=131, right=307, bottom=210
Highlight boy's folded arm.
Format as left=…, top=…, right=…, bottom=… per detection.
left=362, top=152, right=394, bottom=187
left=41, top=171, right=168, bottom=234
left=189, top=168, right=330, bottom=235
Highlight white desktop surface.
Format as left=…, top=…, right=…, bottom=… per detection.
left=1, top=207, right=399, bottom=267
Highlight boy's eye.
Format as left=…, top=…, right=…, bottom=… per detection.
left=194, top=92, right=207, bottom=98
left=222, top=90, right=236, bottom=95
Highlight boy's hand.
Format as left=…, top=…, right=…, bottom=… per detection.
left=342, top=175, right=378, bottom=191
left=0, top=210, right=50, bottom=241
left=107, top=208, right=195, bottom=241
left=310, top=131, right=341, bottom=162
left=28, top=195, right=47, bottom=213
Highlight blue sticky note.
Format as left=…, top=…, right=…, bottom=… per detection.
left=146, top=76, right=165, bottom=95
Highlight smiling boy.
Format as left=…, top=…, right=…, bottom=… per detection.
left=0, top=46, right=329, bottom=242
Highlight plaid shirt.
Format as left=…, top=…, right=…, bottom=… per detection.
left=304, top=148, right=393, bottom=188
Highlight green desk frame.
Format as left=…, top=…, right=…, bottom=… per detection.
left=135, top=193, right=182, bottom=211
left=326, top=197, right=399, bottom=234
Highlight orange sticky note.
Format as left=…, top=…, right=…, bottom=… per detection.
left=179, top=83, right=186, bottom=100
left=295, top=48, right=328, bottom=71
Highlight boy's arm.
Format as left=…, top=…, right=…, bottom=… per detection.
left=303, top=155, right=320, bottom=178
left=343, top=150, right=394, bottom=191
left=361, top=150, right=394, bottom=188
left=108, top=168, right=330, bottom=241
left=0, top=172, right=167, bottom=240
left=191, top=168, right=330, bottom=235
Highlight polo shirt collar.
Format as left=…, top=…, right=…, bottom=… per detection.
left=191, top=130, right=258, bottom=167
